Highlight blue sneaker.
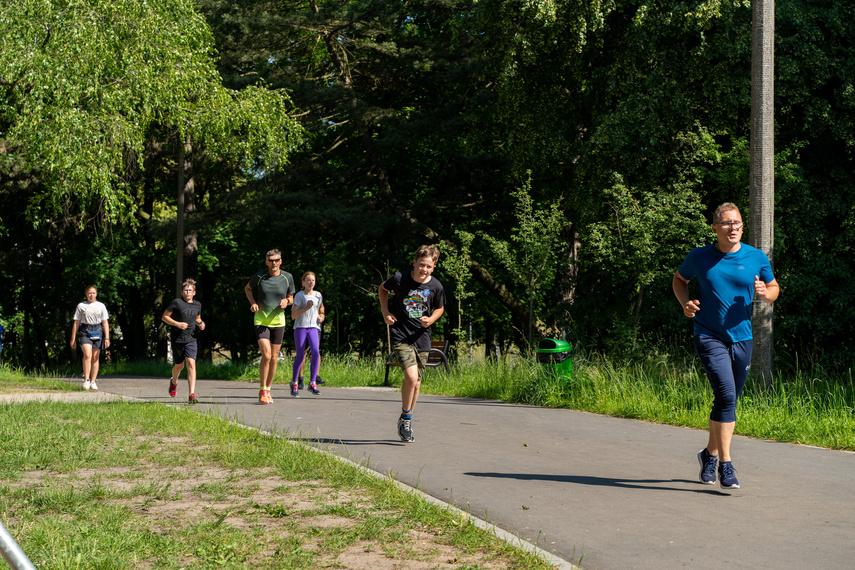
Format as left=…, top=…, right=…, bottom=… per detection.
left=718, top=461, right=740, bottom=489
left=697, top=448, right=718, bottom=485
left=309, top=384, right=321, bottom=395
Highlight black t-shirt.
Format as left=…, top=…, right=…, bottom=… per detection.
left=165, top=298, right=202, bottom=343
left=382, top=271, right=445, bottom=351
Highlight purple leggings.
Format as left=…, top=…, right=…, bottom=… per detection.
left=292, top=327, right=320, bottom=384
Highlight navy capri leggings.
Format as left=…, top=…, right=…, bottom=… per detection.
left=693, top=336, right=753, bottom=423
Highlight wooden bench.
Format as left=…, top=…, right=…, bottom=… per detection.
left=384, top=340, right=450, bottom=386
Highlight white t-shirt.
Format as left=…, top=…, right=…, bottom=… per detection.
left=293, top=291, right=323, bottom=329
left=74, top=301, right=109, bottom=325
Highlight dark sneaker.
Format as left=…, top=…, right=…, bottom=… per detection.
left=397, top=417, right=414, bottom=442
left=316, top=376, right=326, bottom=385
left=697, top=448, right=718, bottom=485
left=290, top=384, right=300, bottom=398
left=188, top=393, right=198, bottom=405
left=309, top=384, right=320, bottom=395
left=169, top=379, right=178, bottom=398
left=719, top=461, right=740, bottom=489
left=297, top=376, right=305, bottom=390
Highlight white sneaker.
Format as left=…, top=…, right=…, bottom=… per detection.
left=83, top=379, right=91, bottom=390
left=90, top=381, right=98, bottom=391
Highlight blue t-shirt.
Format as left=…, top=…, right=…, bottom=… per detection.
left=677, top=243, right=775, bottom=342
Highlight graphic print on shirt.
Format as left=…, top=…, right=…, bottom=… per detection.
left=404, top=288, right=431, bottom=319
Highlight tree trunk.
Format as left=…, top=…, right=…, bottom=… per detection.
left=22, top=274, right=31, bottom=369
left=119, top=277, right=147, bottom=360
left=750, top=0, right=775, bottom=386
left=557, top=222, right=580, bottom=335
left=175, top=136, right=185, bottom=297
left=485, top=317, right=497, bottom=362
left=23, top=272, right=49, bottom=368
left=183, top=178, right=198, bottom=282
left=175, top=135, right=195, bottom=295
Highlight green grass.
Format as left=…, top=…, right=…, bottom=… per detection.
left=325, top=352, right=855, bottom=451
left=0, top=366, right=83, bottom=393
left=0, top=400, right=556, bottom=569
left=17, top=346, right=855, bottom=452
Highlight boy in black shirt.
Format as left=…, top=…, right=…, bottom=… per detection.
left=162, top=279, right=206, bottom=403
left=379, top=245, right=445, bottom=442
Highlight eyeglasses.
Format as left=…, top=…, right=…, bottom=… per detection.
left=267, top=258, right=282, bottom=263
left=716, top=222, right=743, bottom=230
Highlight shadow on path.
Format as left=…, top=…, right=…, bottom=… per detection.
left=465, top=472, right=728, bottom=495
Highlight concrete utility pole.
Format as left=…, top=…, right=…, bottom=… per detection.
left=749, top=0, right=775, bottom=385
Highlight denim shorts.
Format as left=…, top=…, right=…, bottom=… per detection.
left=78, top=325, right=104, bottom=351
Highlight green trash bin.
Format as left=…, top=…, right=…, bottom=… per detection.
left=536, top=338, right=573, bottom=381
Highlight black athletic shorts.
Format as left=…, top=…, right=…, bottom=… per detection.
left=255, top=325, right=286, bottom=345
left=171, top=340, right=198, bottom=365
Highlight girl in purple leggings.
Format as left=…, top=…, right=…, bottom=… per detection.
left=290, top=272, right=325, bottom=396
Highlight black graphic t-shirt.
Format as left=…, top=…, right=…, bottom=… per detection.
left=165, top=298, right=202, bottom=344
left=382, top=271, right=445, bottom=351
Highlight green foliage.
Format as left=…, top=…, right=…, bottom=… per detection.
left=2, top=0, right=855, bottom=371
left=437, top=231, right=476, bottom=346
left=582, top=176, right=709, bottom=349
left=483, top=173, right=565, bottom=344
left=588, top=179, right=708, bottom=294
left=0, top=0, right=302, bottom=225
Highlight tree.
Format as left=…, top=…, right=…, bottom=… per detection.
left=437, top=231, right=476, bottom=356
left=483, top=174, right=565, bottom=346
left=0, top=0, right=302, bottom=227
left=0, top=0, right=303, bottom=367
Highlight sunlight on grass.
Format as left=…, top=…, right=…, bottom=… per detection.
left=13, top=347, right=855, bottom=451
left=0, top=401, right=556, bottom=570
left=0, top=366, right=81, bottom=393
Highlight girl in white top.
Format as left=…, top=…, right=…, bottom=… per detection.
left=290, top=272, right=325, bottom=395
left=70, top=285, right=110, bottom=390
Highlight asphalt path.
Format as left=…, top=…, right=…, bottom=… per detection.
left=66, top=376, right=854, bottom=569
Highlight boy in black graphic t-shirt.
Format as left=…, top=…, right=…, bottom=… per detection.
left=379, top=245, right=445, bottom=442
left=162, top=279, right=206, bottom=404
